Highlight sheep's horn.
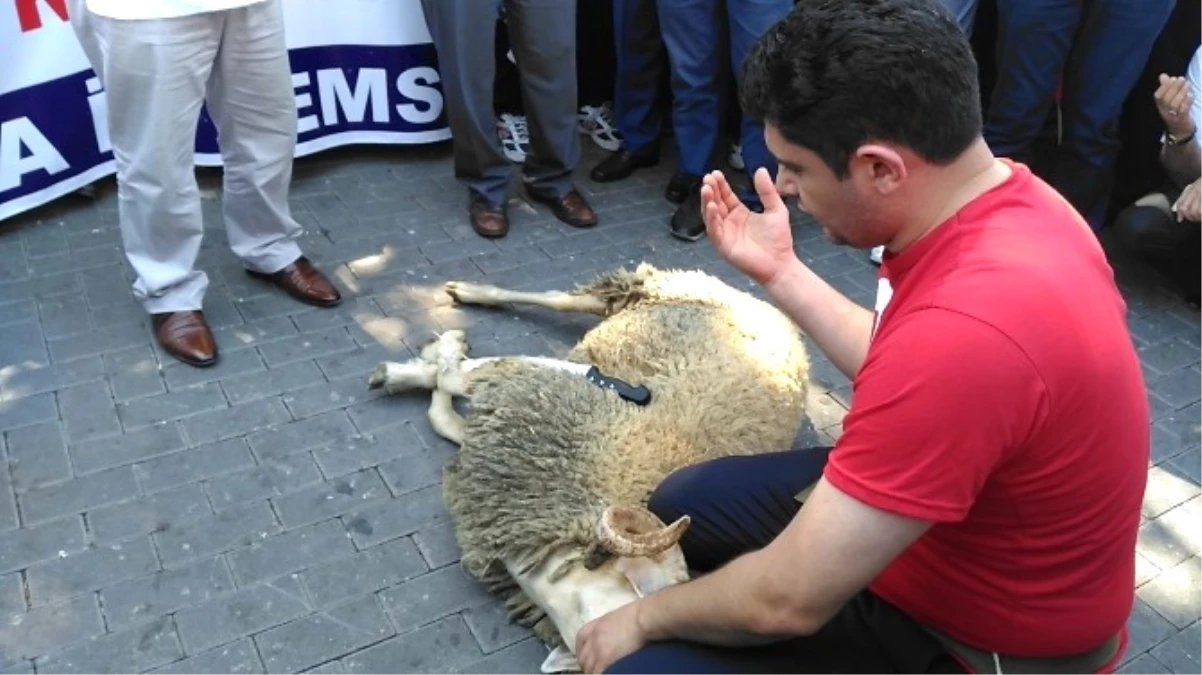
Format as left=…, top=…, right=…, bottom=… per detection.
left=597, top=506, right=690, bottom=557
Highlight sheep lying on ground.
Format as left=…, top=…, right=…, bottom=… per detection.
left=367, top=263, right=811, bottom=672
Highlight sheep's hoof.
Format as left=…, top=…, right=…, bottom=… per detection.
left=445, top=280, right=495, bottom=305
left=367, top=364, right=387, bottom=390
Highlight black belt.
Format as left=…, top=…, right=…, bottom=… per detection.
left=923, top=627, right=1122, bottom=674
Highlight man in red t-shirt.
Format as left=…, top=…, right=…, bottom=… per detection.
left=571, top=1, right=1149, bottom=673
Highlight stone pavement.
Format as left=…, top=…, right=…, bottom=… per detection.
left=0, top=140, right=1197, bottom=674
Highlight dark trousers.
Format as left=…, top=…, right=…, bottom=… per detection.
left=1113, top=186, right=1202, bottom=302
left=495, top=0, right=616, bottom=114
left=606, top=448, right=964, bottom=674
left=612, top=0, right=791, bottom=182
left=984, top=0, right=1175, bottom=230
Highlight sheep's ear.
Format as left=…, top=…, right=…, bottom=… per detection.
left=615, top=556, right=681, bottom=597
left=540, top=646, right=580, bottom=673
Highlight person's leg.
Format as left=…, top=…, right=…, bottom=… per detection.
left=505, top=0, right=598, bottom=228
left=1113, top=187, right=1201, bottom=300
left=67, top=1, right=220, bottom=315
left=1050, top=0, right=1176, bottom=230
left=589, top=0, right=665, bottom=181
left=983, top=0, right=1081, bottom=167
left=647, top=446, right=832, bottom=572
left=420, top=0, right=512, bottom=208
left=726, top=0, right=793, bottom=209
left=658, top=0, right=723, bottom=180
left=576, top=0, right=616, bottom=108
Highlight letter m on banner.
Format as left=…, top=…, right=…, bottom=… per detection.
left=16, top=0, right=68, bottom=31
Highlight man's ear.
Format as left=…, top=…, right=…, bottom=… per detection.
left=851, top=143, right=907, bottom=195
left=540, top=645, right=581, bottom=673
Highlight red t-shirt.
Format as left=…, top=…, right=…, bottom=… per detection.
left=824, top=162, right=1148, bottom=660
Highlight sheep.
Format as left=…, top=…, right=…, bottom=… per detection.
left=366, top=263, right=811, bottom=672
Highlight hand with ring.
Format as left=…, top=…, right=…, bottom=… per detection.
left=1154, top=73, right=1196, bottom=139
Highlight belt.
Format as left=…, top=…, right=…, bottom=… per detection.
left=923, top=627, right=1122, bottom=674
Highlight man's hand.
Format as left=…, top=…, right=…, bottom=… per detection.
left=702, top=167, right=797, bottom=286
left=1155, top=74, right=1196, bottom=139
left=1174, top=178, right=1201, bottom=222
left=574, top=601, right=646, bottom=674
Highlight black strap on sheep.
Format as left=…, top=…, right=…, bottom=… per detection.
left=585, top=366, right=652, bottom=406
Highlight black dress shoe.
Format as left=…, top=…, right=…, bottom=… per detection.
left=590, top=149, right=659, bottom=182
left=664, top=172, right=702, bottom=204
left=669, top=189, right=706, bottom=242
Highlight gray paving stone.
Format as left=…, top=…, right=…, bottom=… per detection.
left=0, top=299, right=37, bottom=328
left=88, top=483, right=211, bottom=545
left=343, top=483, right=450, bottom=550
left=0, top=661, right=33, bottom=674
left=229, top=519, right=355, bottom=586
left=34, top=615, right=183, bottom=674
left=182, top=396, right=292, bottom=446
left=254, top=595, right=394, bottom=674
left=463, top=600, right=536, bottom=653
left=1152, top=368, right=1202, bottom=411
left=25, top=536, right=159, bottom=607
left=378, top=565, right=493, bottom=634
left=0, top=595, right=105, bottom=667
left=1125, top=598, right=1180, bottom=658
left=0, top=357, right=104, bottom=403
left=4, top=421, right=70, bottom=493
left=340, top=616, right=483, bottom=674
left=0, top=392, right=57, bottom=433
left=1138, top=497, right=1201, bottom=570
left=271, top=468, right=389, bottom=529
left=301, top=536, right=427, bottom=608
left=1117, top=652, right=1169, bottom=674
left=101, top=556, right=235, bottom=631
left=302, top=660, right=346, bottom=674
left=1143, top=465, right=1201, bottom=519
left=246, top=409, right=357, bottom=463
left=37, top=295, right=91, bottom=340
left=117, top=382, right=229, bottom=430
left=0, top=321, right=49, bottom=369
left=1136, top=557, right=1200, bottom=629
left=57, top=379, right=120, bottom=443
left=281, top=376, right=381, bottom=420
left=154, top=500, right=280, bottom=565
left=258, top=326, right=358, bottom=368
left=0, top=572, right=23, bottom=618
left=377, top=444, right=455, bottom=497
left=48, top=322, right=148, bottom=363
left=18, top=465, right=138, bottom=525
left=134, top=437, right=255, bottom=493
left=70, top=422, right=187, bottom=476
left=455, top=638, right=550, bottom=674
left=175, top=577, right=311, bottom=654
left=207, top=453, right=324, bottom=509
left=163, top=347, right=265, bottom=391
left=1149, top=623, right=1201, bottom=674
left=149, top=638, right=265, bottom=674
left=311, top=423, right=421, bottom=478
left=221, top=360, right=324, bottom=406
left=0, top=516, right=87, bottom=574
left=413, top=520, right=463, bottom=570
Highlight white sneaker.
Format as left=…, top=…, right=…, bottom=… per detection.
left=869, top=246, right=885, bottom=265
left=496, top=113, right=530, bottom=163
left=728, top=142, right=745, bottom=171
left=578, top=102, right=623, bottom=152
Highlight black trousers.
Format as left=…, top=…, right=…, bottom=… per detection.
left=1112, top=185, right=1202, bottom=302
left=606, top=448, right=965, bottom=674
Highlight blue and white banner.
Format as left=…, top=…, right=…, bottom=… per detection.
left=0, top=0, right=450, bottom=223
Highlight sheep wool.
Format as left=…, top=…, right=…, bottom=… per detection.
left=441, top=264, right=812, bottom=646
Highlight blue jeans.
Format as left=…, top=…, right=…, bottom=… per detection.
left=605, top=448, right=964, bottom=674
left=612, top=0, right=791, bottom=187
left=984, top=0, right=1175, bottom=229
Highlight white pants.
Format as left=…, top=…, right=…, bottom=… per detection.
left=69, top=0, right=304, bottom=313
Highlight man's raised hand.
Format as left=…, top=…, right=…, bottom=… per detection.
left=702, top=167, right=797, bottom=286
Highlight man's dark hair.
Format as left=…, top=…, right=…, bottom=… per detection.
left=740, top=0, right=982, bottom=178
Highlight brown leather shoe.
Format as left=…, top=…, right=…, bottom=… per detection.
left=469, top=198, right=509, bottom=238
left=525, top=186, right=598, bottom=228
left=152, top=311, right=218, bottom=368
left=247, top=256, right=342, bottom=308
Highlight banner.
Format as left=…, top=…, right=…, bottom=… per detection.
left=0, top=0, right=451, bottom=223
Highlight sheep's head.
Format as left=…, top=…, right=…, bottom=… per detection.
left=526, top=506, right=691, bottom=674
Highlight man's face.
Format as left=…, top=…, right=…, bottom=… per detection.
left=765, top=124, right=895, bottom=250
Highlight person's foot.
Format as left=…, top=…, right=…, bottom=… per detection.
left=468, top=196, right=509, bottom=238
left=525, top=186, right=598, bottom=228
left=669, top=189, right=706, bottom=242
left=664, top=172, right=702, bottom=204
left=152, top=311, right=218, bottom=368
left=589, top=149, right=658, bottom=182
left=247, top=256, right=342, bottom=307
left=577, top=103, right=623, bottom=152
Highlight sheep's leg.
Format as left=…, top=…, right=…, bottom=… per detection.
left=367, top=358, right=438, bottom=394
left=428, top=389, right=465, bottom=444
left=445, top=280, right=607, bottom=316
left=427, top=330, right=469, bottom=443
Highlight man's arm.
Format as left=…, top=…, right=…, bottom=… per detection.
left=1160, top=137, right=1201, bottom=187
left=633, top=477, right=930, bottom=647
left=762, top=257, right=876, bottom=381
